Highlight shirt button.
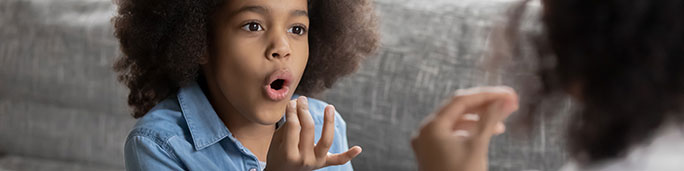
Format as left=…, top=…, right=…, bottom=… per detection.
left=249, top=168, right=257, bottom=171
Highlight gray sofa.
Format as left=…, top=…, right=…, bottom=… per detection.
left=0, top=0, right=567, bottom=170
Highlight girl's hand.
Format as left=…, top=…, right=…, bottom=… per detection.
left=411, top=87, right=519, bottom=171
left=265, top=96, right=362, bottom=171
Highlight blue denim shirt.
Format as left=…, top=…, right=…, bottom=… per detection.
left=124, top=81, right=353, bottom=171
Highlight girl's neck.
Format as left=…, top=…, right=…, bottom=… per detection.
left=200, top=78, right=275, bottom=162
left=221, top=108, right=275, bottom=162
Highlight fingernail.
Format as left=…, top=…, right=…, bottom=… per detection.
left=289, top=100, right=296, bottom=108
left=328, top=105, right=335, bottom=113
left=463, top=113, right=480, bottom=121
left=299, top=96, right=308, bottom=104
left=454, top=89, right=467, bottom=96
left=326, top=106, right=335, bottom=118
left=352, top=145, right=362, bottom=151
left=453, top=130, right=470, bottom=137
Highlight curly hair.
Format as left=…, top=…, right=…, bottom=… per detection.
left=112, top=0, right=379, bottom=118
left=507, top=0, right=684, bottom=165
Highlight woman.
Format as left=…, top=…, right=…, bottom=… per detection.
left=411, top=0, right=684, bottom=170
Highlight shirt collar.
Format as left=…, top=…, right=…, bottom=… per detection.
left=177, top=81, right=230, bottom=150
left=177, top=81, right=287, bottom=151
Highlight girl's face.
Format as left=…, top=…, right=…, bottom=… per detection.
left=205, top=0, right=309, bottom=125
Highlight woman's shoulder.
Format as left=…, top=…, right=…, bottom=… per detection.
left=560, top=123, right=684, bottom=171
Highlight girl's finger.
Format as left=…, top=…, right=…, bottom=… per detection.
left=296, top=96, right=316, bottom=159
left=324, top=146, right=362, bottom=167
left=283, top=100, right=302, bottom=151
left=314, top=105, right=336, bottom=159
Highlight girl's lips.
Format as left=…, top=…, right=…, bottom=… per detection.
left=264, top=85, right=290, bottom=101
left=263, top=69, right=293, bottom=101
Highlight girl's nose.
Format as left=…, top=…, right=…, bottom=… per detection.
left=266, top=32, right=291, bottom=60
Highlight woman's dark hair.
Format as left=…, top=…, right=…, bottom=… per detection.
left=112, top=0, right=379, bottom=118
left=506, top=0, right=684, bottom=166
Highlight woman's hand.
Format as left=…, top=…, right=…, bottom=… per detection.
left=265, top=96, right=362, bottom=171
left=411, top=87, right=519, bottom=171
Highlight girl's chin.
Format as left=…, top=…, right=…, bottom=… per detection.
left=251, top=109, right=286, bottom=125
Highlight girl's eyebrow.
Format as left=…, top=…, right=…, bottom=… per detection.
left=232, top=5, right=267, bottom=16
left=292, top=10, right=308, bottom=17
left=231, top=5, right=308, bottom=18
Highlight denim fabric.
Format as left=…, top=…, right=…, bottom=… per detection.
left=124, top=81, right=353, bottom=171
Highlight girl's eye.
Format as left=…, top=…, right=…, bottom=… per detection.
left=241, top=22, right=263, bottom=32
left=288, top=26, right=307, bottom=35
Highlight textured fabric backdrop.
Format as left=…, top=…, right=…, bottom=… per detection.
left=0, top=0, right=567, bottom=170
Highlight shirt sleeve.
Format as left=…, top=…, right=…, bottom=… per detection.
left=124, top=135, right=185, bottom=171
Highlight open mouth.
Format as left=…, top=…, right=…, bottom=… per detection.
left=263, top=69, right=292, bottom=101
left=270, top=79, right=286, bottom=90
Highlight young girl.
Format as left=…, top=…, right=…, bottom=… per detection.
left=112, top=0, right=378, bottom=170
